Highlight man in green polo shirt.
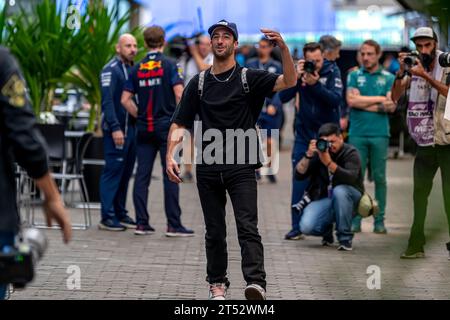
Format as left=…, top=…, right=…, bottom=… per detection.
left=346, top=39, right=396, bottom=234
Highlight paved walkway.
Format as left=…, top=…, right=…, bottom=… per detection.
left=11, top=147, right=450, bottom=300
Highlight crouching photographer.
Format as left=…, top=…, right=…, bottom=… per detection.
left=0, top=47, right=72, bottom=299
left=294, top=123, right=364, bottom=251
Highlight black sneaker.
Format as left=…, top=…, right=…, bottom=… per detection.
left=98, top=219, right=126, bottom=231
left=244, top=284, right=266, bottom=300
left=166, top=226, right=195, bottom=237
left=284, top=229, right=304, bottom=240
left=322, top=235, right=334, bottom=247
left=120, top=216, right=137, bottom=229
left=134, top=225, right=155, bottom=235
left=322, top=225, right=334, bottom=246
left=337, top=241, right=353, bottom=251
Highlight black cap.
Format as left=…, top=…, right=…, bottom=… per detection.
left=208, top=19, right=238, bottom=41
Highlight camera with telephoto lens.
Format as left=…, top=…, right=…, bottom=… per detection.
left=304, top=60, right=316, bottom=74
left=316, top=138, right=332, bottom=152
left=439, top=52, right=450, bottom=68
left=0, top=228, right=48, bottom=288
left=404, top=51, right=420, bottom=71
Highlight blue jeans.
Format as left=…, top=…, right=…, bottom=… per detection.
left=299, top=185, right=362, bottom=243
left=100, top=126, right=136, bottom=222
left=0, top=232, right=15, bottom=300
left=291, top=139, right=309, bottom=230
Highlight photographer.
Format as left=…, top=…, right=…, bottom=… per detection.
left=391, top=27, right=450, bottom=259
left=0, top=47, right=72, bottom=299
left=183, top=34, right=213, bottom=86
left=279, top=42, right=343, bottom=240
left=295, top=123, right=363, bottom=251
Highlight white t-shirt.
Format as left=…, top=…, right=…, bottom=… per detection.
left=184, top=53, right=213, bottom=86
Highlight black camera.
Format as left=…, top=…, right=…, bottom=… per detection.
left=439, top=52, right=450, bottom=68
left=292, top=192, right=312, bottom=212
left=304, top=60, right=316, bottom=74
left=404, top=51, right=419, bottom=71
left=167, top=32, right=204, bottom=59
left=316, top=138, right=331, bottom=152
left=0, top=228, right=47, bottom=288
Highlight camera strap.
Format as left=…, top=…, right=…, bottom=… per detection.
left=327, top=171, right=334, bottom=198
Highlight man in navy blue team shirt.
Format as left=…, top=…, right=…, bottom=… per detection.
left=246, top=37, right=283, bottom=183
left=99, top=34, right=138, bottom=231
left=121, top=26, right=194, bottom=237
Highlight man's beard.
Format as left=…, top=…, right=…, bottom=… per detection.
left=120, top=53, right=135, bottom=65
left=213, top=45, right=234, bottom=61
left=420, top=48, right=436, bottom=71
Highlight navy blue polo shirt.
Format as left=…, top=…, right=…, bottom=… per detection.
left=124, top=51, right=184, bottom=133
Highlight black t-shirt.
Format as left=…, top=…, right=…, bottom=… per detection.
left=172, top=65, right=279, bottom=171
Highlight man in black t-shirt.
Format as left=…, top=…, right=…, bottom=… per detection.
left=167, top=20, right=296, bottom=300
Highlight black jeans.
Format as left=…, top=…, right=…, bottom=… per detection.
left=196, top=166, right=266, bottom=289
left=408, top=145, right=450, bottom=250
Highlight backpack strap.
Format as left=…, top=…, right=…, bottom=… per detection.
left=241, top=67, right=250, bottom=93
left=198, top=67, right=249, bottom=99
left=198, top=69, right=207, bottom=99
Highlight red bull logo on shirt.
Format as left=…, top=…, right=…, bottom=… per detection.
left=138, top=60, right=164, bottom=80
left=139, top=60, right=162, bottom=71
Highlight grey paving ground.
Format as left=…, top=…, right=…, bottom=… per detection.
left=10, top=147, right=450, bottom=300
left=8, top=104, right=450, bottom=300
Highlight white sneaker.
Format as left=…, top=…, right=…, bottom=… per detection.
left=208, top=283, right=228, bottom=300
left=244, top=284, right=266, bottom=300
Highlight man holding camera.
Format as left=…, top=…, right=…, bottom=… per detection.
left=346, top=40, right=396, bottom=234
left=279, top=42, right=343, bottom=240
left=183, top=34, right=213, bottom=86
left=391, top=27, right=450, bottom=259
left=0, top=47, right=72, bottom=299
left=295, top=123, right=363, bottom=251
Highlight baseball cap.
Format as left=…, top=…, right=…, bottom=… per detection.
left=208, top=19, right=238, bottom=41
left=410, top=27, right=438, bottom=42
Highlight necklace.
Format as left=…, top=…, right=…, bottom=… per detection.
left=210, top=64, right=237, bottom=82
